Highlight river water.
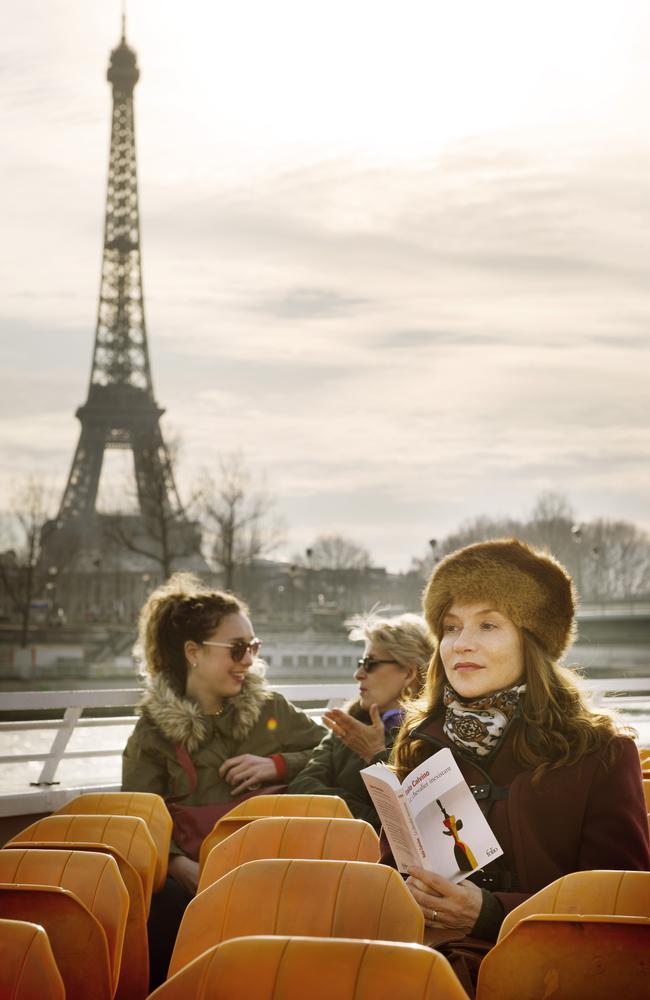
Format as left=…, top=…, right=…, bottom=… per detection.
left=1, top=695, right=649, bottom=796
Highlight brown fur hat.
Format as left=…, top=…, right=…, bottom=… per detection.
left=423, top=538, right=577, bottom=660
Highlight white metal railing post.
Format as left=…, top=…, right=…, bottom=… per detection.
left=33, top=705, right=83, bottom=786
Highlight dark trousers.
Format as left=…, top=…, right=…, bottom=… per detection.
left=147, top=876, right=194, bottom=989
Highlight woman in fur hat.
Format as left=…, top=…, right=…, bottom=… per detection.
left=387, top=539, right=649, bottom=986
left=122, top=573, right=325, bottom=985
left=288, top=611, right=434, bottom=827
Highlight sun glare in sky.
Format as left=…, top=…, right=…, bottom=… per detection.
left=1, top=0, right=649, bottom=568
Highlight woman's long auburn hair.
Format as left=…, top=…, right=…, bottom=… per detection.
left=391, top=627, right=633, bottom=783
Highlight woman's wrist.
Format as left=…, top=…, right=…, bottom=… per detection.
left=471, top=888, right=505, bottom=942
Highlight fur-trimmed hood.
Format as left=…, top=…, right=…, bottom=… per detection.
left=137, top=666, right=272, bottom=753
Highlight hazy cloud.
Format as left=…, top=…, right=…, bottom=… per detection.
left=1, top=2, right=649, bottom=569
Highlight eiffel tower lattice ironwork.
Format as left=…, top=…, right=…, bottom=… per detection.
left=45, top=26, right=199, bottom=572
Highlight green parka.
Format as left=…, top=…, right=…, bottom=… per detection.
left=122, top=669, right=326, bottom=818
left=287, top=702, right=399, bottom=831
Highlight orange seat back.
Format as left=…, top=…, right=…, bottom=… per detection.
left=0, top=884, right=113, bottom=1000
left=0, top=918, right=65, bottom=1000
left=152, top=936, right=468, bottom=1000
left=199, top=794, right=353, bottom=866
left=477, top=914, right=650, bottom=1000
left=499, top=869, right=650, bottom=941
left=55, top=791, right=171, bottom=890
left=5, top=819, right=152, bottom=1000
left=7, top=813, right=156, bottom=911
left=170, top=858, right=424, bottom=977
left=227, top=794, right=353, bottom=819
left=198, top=816, right=379, bottom=891
left=0, top=847, right=129, bottom=997
left=643, top=779, right=650, bottom=811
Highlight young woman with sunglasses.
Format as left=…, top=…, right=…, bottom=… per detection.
left=288, top=611, right=434, bottom=828
left=122, top=572, right=325, bottom=985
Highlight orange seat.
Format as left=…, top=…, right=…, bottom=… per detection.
left=6, top=815, right=155, bottom=1000
left=643, top=779, right=650, bottom=811
left=151, top=935, right=469, bottom=1000
left=0, top=848, right=129, bottom=1000
left=198, top=816, right=379, bottom=891
left=477, top=914, right=650, bottom=1000
left=199, top=794, right=353, bottom=866
left=7, top=813, right=156, bottom=912
left=55, top=791, right=172, bottom=890
left=0, top=886, right=112, bottom=1000
left=227, top=793, right=353, bottom=819
left=499, top=869, right=650, bottom=941
left=170, top=858, right=424, bottom=977
left=0, top=918, right=65, bottom=1000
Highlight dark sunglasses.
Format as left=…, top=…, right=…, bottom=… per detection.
left=202, top=638, right=262, bottom=662
left=357, top=656, right=399, bottom=673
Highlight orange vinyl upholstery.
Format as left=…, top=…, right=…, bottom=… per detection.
left=199, top=794, right=353, bottom=866
left=226, top=793, right=353, bottom=818
left=198, top=816, right=380, bottom=891
left=0, top=847, right=129, bottom=999
left=7, top=813, right=156, bottom=911
left=0, top=918, right=65, bottom=1000
left=151, top=936, right=469, bottom=1000
left=169, top=858, right=424, bottom=978
left=6, top=816, right=155, bottom=1000
left=477, top=914, right=650, bottom=1000
left=499, top=869, right=650, bottom=941
left=0, top=885, right=113, bottom=1000
left=55, top=791, right=172, bottom=890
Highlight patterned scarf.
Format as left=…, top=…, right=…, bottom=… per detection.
left=443, top=683, right=525, bottom=757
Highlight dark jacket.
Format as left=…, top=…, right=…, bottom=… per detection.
left=122, top=669, right=326, bottom=807
left=287, top=702, right=400, bottom=830
left=381, top=712, right=650, bottom=939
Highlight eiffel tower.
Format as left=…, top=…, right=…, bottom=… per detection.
left=42, top=23, right=202, bottom=576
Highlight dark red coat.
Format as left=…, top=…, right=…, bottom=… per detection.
left=381, top=714, right=650, bottom=919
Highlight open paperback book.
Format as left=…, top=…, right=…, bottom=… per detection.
left=361, top=747, right=503, bottom=879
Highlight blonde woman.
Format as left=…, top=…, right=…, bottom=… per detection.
left=289, top=612, right=434, bottom=828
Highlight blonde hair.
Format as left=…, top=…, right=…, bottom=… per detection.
left=347, top=610, right=435, bottom=698
left=391, top=628, right=632, bottom=782
left=135, top=572, right=247, bottom=694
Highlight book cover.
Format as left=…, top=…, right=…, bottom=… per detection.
left=361, top=747, right=503, bottom=879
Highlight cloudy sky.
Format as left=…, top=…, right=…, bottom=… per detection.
left=1, top=0, right=649, bottom=571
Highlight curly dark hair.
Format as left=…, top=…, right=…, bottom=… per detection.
left=136, top=573, right=248, bottom=694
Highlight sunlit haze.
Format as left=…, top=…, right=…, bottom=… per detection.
left=1, top=0, right=649, bottom=570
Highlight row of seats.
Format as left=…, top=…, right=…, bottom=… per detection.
left=1, top=787, right=650, bottom=999
left=0, top=791, right=174, bottom=1000
left=0, top=792, right=384, bottom=1000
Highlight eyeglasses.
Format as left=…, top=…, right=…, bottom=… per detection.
left=357, top=656, right=399, bottom=673
left=202, top=638, right=262, bottom=662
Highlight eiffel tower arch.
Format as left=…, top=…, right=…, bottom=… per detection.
left=42, top=25, right=203, bottom=585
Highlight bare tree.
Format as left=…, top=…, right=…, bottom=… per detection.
left=578, top=520, right=650, bottom=601
left=198, top=453, right=285, bottom=591
left=103, top=435, right=203, bottom=578
left=411, top=515, right=522, bottom=578
left=302, top=534, right=372, bottom=571
left=0, top=478, right=57, bottom=646
left=411, top=492, right=650, bottom=602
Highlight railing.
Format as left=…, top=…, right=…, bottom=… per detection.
left=1, top=678, right=649, bottom=819
left=0, top=683, right=357, bottom=818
